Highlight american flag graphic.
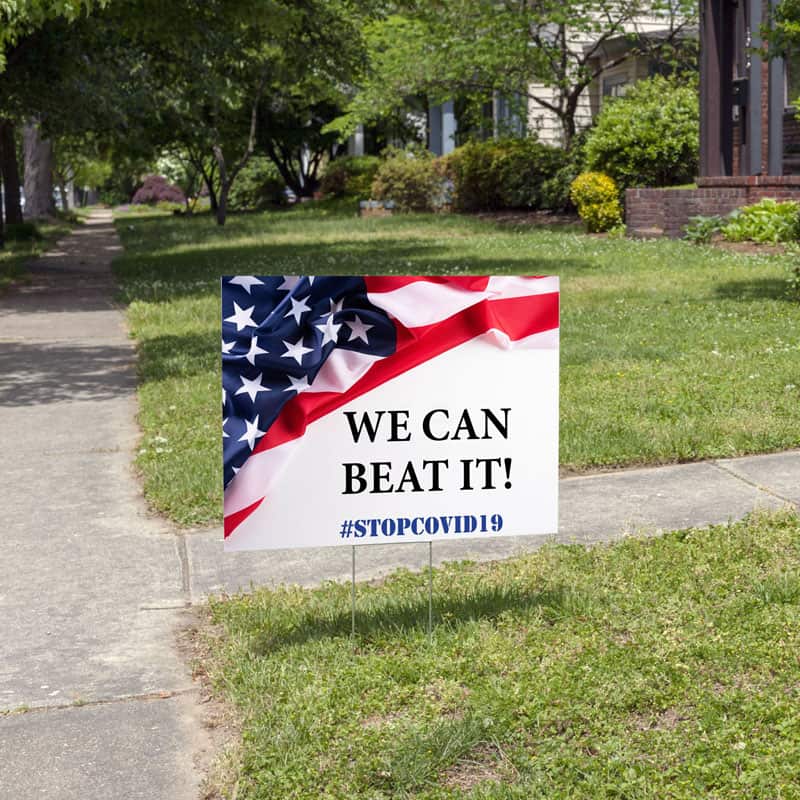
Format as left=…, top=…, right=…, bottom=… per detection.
left=222, top=275, right=559, bottom=549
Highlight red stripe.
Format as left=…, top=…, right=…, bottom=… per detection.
left=224, top=497, right=264, bottom=538
left=364, top=276, right=492, bottom=293
left=226, top=291, right=558, bottom=535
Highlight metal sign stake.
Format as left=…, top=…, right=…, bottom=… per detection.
left=351, top=545, right=356, bottom=640
left=428, top=541, right=433, bottom=644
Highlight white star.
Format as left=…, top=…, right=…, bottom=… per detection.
left=235, top=372, right=270, bottom=403
left=222, top=418, right=230, bottom=438
left=222, top=387, right=226, bottom=405
left=238, top=415, right=265, bottom=450
left=224, top=302, right=257, bottom=332
left=232, top=466, right=240, bottom=475
left=284, top=295, right=311, bottom=324
left=244, top=335, right=268, bottom=366
left=315, top=315, right=342, bottom=346
left=221, top=338, right=235, bottom=354
left=321, top=297, right=345, bottom=318
left=228, top=276, right=264, bottom=294
left=277, top=276, right=302, bottom=292
left=284, top=374, right=311, bottom=393
left=281, top=337, right=313, bottom=365
left=346, top=314, right=374, bottom=344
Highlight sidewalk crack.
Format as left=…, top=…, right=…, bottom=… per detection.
left=710, top=461, right=799, bottom=509
left=1, top=688, right=197, bottom=717
left=176, top=533, right=191, bottom=598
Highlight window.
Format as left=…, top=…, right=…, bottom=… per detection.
left=602, top=73, right=629, bottom=98
left=786, top=49, right=800, bottom=109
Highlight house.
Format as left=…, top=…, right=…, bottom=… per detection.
left=347, top=12, right=696, bottom=156
left=425, top=19, right=697, bottom=152
left=530, top=26, right=698, bottom=146
left=626, top=0, right=800, bottom=237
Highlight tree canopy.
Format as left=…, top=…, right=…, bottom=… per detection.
left=0, top=0, right=104, bottom=68
left=333, top=0, right=697, bottom=147
left=0, top=0, right=701, bottom=229
left=1, top=0, right=370, bottom=224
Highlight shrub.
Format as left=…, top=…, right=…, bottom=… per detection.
left=99, top=187, right=130, bottom=206
left=320, top=155, right=380, bottom=198
left=132, top=175, right=186, bottom=206
left=155, top=200, right=184, bottom=214
left=55, top=208, right=81, bottom=225
left=684, top=200, right=800, bottom=245
left=442, top=138, right=568, bottom=211
left=684, top=214, right=725, bottom=244
left=584, top=76, right=699, bottom=189
left=371, top=148, right=442, bottom=212
left=228, top=158, right=286, bottom=211
left=722, top=198, right=800, bottom=244
left=539, top=130, right=589, bottom=213
left=570, top=172, right=623, bottom=232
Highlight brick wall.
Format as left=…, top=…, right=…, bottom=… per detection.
left=626, top=176, right=800, bottom=238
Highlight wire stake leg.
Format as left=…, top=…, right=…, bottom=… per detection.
left=351, top=545, right=356, bottom=641
left=428, top=541, right=433, bottom=645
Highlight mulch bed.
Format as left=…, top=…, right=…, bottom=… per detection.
left=474, top=211, right=796, bottom=253
left=708, top=237, right=789, bottom=256
left=473, top=210, right=581, bottom=227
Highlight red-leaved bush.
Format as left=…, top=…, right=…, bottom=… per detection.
left=131, top=175, right=186, bottom=205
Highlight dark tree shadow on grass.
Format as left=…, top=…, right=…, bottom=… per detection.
left=714, top=277, right=793, bottom=302
left=115, top=237, right=593, bottom=306
left=137, top=331, right=219, bottom=383
left=249, top=582, right=581, bottom=654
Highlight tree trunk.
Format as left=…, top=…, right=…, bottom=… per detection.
left=298, top=172, right=320, bottom=198
left=0, top=170, right=4, bottom=249
left=23, top=120, right=56, bottom=219
left=561, top=93, right=581, bottom=151
left=190, top=156, right=217, bottom=213
left=212, top=144, right=229, bottom=226
left=203, top=174, right=218, bottom=213
left=209, top=87, right=260, bottom=226
left=0, top=120, right=24, bottom=225
left=216, top=182, right=228, bottom=226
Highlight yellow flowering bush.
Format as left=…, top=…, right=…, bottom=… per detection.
left=570, top=171, right=623, bottom=233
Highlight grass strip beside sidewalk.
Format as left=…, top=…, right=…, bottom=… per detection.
left=0, top=219, right=74, bottom=290
left=113, top=206, right=800, bottom=526
left=201, top=510, right=800, bottom=799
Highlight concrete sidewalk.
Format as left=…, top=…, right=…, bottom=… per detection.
left=189, top=450, right=799, bottom=598
left=0, top=212, right=207, bottom=800
left=1, top=211, right=798, bottom=799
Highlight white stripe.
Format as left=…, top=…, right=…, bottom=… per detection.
left=367, top=276, right=558, bottom=328
left=223, top=326, right=558, bottom=522
left=307, top=347, right=383, bottom=394
left=486, top=275, right=559, bottom=298
left=225, top=439, right=297, bottom=517
left=482, top=326, right=559, bottom=351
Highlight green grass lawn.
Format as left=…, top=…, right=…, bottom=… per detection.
left=0, top=220, right=74, bottom=290
left=202, top=510, right=800, bottom=799
left=113, top=205, right=800, bottom=526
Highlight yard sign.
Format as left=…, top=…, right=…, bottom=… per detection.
left=222, top=275, right=558, bottom=551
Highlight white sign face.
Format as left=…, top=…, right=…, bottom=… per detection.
left=222, top=275, right=558, bottom=551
